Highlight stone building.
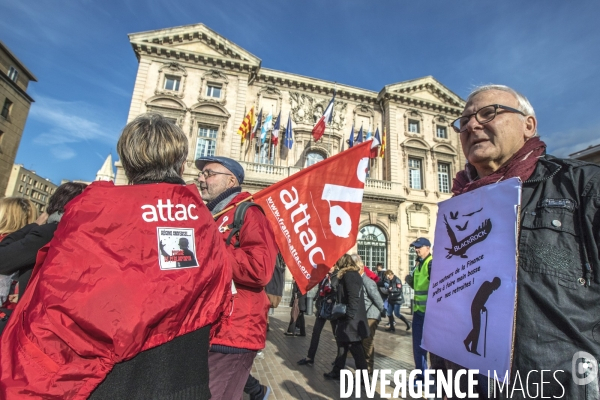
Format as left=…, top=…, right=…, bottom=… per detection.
left=4, top=164, right=57, bottom=214
left=0, top=41, right=37, bottom=197
left=118, top=23, right=466, bottom=279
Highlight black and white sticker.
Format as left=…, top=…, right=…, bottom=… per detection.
left=157, top=227, right=199, bottom=270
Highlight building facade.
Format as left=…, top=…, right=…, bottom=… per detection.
left=4, top=164, right=57, bottom=214
left=118, top=23, right=466, bottom=280
left=0, top=41, right=37, bottom=197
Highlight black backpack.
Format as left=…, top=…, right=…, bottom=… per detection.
left=224, top=202, right=285, bottom=298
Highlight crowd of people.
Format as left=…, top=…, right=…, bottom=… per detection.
left=0, top=82, right=597, bottom=400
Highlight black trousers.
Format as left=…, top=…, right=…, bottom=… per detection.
left=306, top=316, right=336, bottom=360
left=332, top=341, right=368, bottom=373
left=287, top=312, right=305, bottom=335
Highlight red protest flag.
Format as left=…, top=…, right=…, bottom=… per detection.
left=252, top=141, right=372, bottom=293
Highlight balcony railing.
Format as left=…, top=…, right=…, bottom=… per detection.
left=240, top=161, right=403, bottom=201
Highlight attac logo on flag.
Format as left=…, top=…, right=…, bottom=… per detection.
left=253, top=141, right=372, bottom=294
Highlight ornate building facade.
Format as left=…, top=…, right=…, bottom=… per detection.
left=118, top=23, right=466, bottom=279
left=0, top=41, right=37, bottom=197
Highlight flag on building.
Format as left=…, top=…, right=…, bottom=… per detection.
left=271, top=112, right=281, bottom=146
left=251, top=108, right=263, bottom=140
left=356, top=125, right=363, bottom=143
left=311, top=91, right=336, bottom=141
left=348, top=123, right=355, bottom=148
left=380, top=127, right=386, bottom=158
left=236, top=107, right=255, bottom=143
left=366, top=127, right=372, bottom=141
left=260, top=111, right=273, bottom=144
left=370, top=127, right=381, bottom=158
left=284, top=113, right=294, bottom=149
left=252, top=140, right=373, bottom=293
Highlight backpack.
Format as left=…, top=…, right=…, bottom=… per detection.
left=224, top=202, right=286, bottom=307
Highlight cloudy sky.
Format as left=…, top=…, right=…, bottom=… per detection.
left=2, top=0, right=599, bottom=184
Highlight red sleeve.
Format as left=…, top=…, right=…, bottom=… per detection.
left=228, top=207, right=278, bottom=288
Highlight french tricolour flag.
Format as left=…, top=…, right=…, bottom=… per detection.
left=311, top=91, right=336, bottom=141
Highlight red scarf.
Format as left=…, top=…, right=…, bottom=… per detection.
left=452, top=137, right=547, bottom=195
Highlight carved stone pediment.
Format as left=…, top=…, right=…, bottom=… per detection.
left=385, top=77, right=465, bottom=108
left=130, top=23, right=262, bottom=67
left=289, top=92, right=346, bottom=130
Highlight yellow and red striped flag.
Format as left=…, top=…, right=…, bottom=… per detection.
left=380, top=127, right=386, bottom=158
left=237, top=107, right=255, bottom=143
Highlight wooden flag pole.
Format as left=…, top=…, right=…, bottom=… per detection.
left=212, top=195, right=254, bottom=220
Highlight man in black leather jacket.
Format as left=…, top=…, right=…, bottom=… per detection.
left=449, top=84, right=600, bottom=399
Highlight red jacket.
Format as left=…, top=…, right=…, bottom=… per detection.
left=210, top=192, right=277, bottom=351
left=0, top=182, right=232, bottom=399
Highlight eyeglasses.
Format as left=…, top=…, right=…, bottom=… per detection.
left=451, top=104, right=526, bottom=133
left=198, top=169, right=233, bottom=179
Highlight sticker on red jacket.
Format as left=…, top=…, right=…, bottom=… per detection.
left=157, top=227, right=199, bottom=270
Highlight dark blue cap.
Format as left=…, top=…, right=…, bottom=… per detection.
left=195, top=156, right=245, bottom=185
left=411, top=237, right=431, bottom=248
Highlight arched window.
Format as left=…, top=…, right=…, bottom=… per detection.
left=357, top=225, right=387, bottom=270
left=305, top=151, right=325, bottom=167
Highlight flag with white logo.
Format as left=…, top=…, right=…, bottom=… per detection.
left=252, top=141, right=373, bottom=293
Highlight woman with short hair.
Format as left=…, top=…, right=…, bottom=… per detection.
left=1, top=113, right=232, bottom=400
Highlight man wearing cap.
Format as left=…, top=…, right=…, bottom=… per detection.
left=406, top=237, right=432, bottom=383
left=195, top=156, right=277, bottom=400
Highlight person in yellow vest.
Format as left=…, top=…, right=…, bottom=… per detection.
left=405, top=237, right=432, bottom=384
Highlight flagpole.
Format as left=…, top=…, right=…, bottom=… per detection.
left=213, top=196, right=254, bottom=220
left=328, top=83, right=336, bottom=156
left=239, top=105, right=247, bottom=162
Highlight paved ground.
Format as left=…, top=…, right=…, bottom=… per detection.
left=246, top=308, right=424, bottom=400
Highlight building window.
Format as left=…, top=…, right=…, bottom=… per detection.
left=408, top=120, right=420, bottom=133
left=206, top=84, right=222, bottom=98
left=8, top=67, right=18, bottom=82
left=25, top=188, right=29, bottom=195
left=408, top=158, right=422, bottom=189
left=255, top=142, right=274, bottom=165
left=164, top=75, right=181, bottom=91
left=305, top=151, right=325, bottom=167
left=18, top=185, right=23, bottom=193
left=409, top=247, right=417, bottom=274
left=438, top=162, right=450, bottom=193
left=21, top=175, right=26, bottom=182
left=1, top=98, right=13, bottom=118
left=436, top=125, right=448, bottom=139
left=357, top=225, right=387, bottom=270
left=195, top=126, right=218, bottom=159
left=28, top=177, right=32, bottom=184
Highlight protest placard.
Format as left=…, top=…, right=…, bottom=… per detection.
left=422, top=178, right=521, bottom=377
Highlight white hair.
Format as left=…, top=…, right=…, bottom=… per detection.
left=467, top=84, right=537, bottom=134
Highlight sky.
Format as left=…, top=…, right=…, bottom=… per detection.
left=2, top=0, right=599, bottom=184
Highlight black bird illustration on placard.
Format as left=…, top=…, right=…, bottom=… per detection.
left=455, top=221, right=469, bottom=231
left=444, top=214, right=492, bottom=259
left=449, top=211, right=459, bottom=220
left=463, top=207, right=483, bottom=217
